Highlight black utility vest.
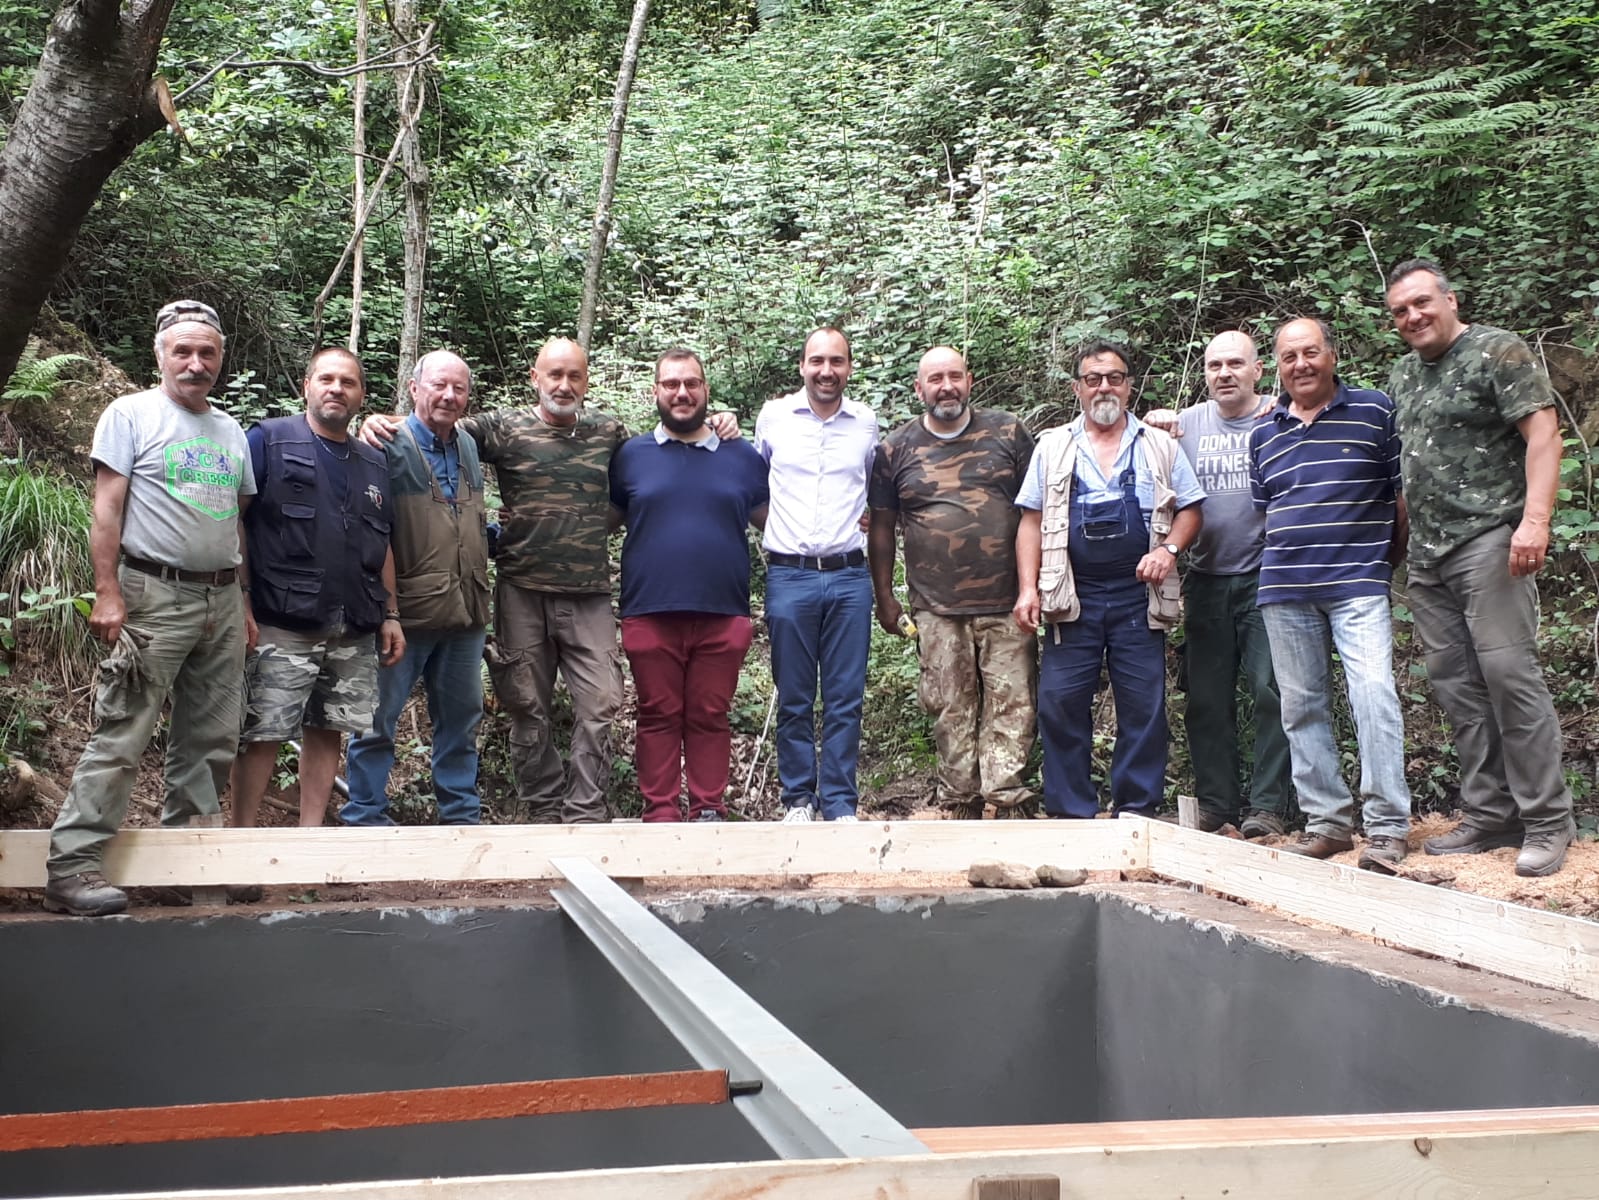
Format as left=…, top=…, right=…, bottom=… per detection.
left=246, top=414, right=392, bottom=632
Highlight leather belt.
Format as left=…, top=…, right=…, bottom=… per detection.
left=766, top=550, right=865, bottom=572
left=123, top=555, right=238, bottom=586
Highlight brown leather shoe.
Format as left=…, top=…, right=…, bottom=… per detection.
left=1358, top=835, right=1408, bottom=874
left=1283, top=831, right=1355, bottom=859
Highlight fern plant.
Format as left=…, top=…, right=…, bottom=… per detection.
left=1, top=340, right=88, bottom=411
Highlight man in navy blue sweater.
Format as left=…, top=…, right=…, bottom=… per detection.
left=609, top=350, right=769, bottom=821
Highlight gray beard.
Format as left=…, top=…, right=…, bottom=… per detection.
left=1089, top=399, right=1122, bottom=427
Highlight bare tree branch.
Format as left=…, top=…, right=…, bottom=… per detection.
left=172, top=37, right=435, bottom=106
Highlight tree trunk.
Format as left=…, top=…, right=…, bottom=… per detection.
left=577, top=0, right=652, bottom=350
left=393, top=0, right=430, bottom=411
left=0, top=0, right=177, bottom=390
left=348, top=0, right=370, bottom=354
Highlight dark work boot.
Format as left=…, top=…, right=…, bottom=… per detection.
left=43, top=871, right=129, bottom=917
left=1423, top=823, right=1522, bottom=856
left=1283, top=830, right=1355, bottom=859
left=1358, top=835, right=1408, bottom=874
left=1516, top=828, right=1573, bottom=878
left=1240, top=810, right=1287, bottom=839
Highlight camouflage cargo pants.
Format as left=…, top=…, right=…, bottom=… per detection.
left=915, top=610, right=1038, bottom=810
left=48, top=568, right=246, bottom=877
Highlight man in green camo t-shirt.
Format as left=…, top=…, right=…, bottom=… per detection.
left=868, top=347, right=1038, bottom=817
left=363, top=338, right=738, bottom=823
left=1385, top=258, right=1575, bottom=877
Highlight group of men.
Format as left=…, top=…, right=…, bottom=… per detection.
left=37, top=254, right=1578, bottom=916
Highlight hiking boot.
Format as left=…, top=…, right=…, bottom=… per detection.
left=1358, top=835, right=1408, bottom=874
left=1240, top=811, right=1287, bottom=839
left=227, top=885, right=266, bottom=903
left=43, top=872, right=128, bottom=917
left=1516, top=828, right=1573, bottom=878
left=1196, top=809, right=1235, bottom=833
left=1282, top=831, right=1354, bottom=859
left=780, top=805, right=814, bottom=825
left=1423, top=823, right=1522, bottom=856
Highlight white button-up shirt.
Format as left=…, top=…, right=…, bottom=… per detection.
left=754, top=389, right=878, bottom=556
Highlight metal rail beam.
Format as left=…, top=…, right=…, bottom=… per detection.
left=550, top=855, right=929, bottom=1161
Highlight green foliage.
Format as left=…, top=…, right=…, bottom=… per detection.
left=0, top=460, right=96, bottom=685
left=1, top=340, right=87, bottom=410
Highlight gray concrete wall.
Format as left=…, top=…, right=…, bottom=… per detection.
left=674, top=892, right=1102, bottom=1128
left=0, top=907, right=767, bottom=1197
left=3, top=887, right=1598, bottom=1196
left=1092, top=895, right=1599, bottom=1120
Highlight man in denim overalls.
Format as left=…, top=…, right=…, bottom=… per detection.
left=1013, top=340, right=1205, bottom=817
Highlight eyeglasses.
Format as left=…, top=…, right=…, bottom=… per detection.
left=155, top=300, right=223, bottom=335
left=1077, top=371, right=1129, bottom=387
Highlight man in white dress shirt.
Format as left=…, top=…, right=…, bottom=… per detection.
left=754, top=328, right=879, bottom=822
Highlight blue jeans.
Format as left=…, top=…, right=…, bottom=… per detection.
left=765, top=563, right=873, bottom=819
left=343, top=627, right=487, bottom=825
left=1037, top=579, right=1167, bottom=818
left=1261, top=595, right=1410, bottom=838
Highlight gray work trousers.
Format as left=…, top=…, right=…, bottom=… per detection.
left=1408, top=524, right=1573, bottom=836
left=48, top=567, right=246, bottom=877
left=489, top=582, right=620, bottom=823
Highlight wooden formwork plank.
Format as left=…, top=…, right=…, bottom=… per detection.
left=0, top=820, right=1146, bottom=889
left=1142, top=819, right=1599, bottom=1001
left=915, top=1104, right=1599, bottom=1151
left=0, top=1069, right=729, bottom=1152
left=58, top=1125, right=1599, bottom=1200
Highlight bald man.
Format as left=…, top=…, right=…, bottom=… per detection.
left=868, top=347, right=1037, bottom=817
left=345, top=351, right=491, bottom=825
left=361, top=340, right=738, bottom=824
left=1173, top=332, right=1293, bottom=838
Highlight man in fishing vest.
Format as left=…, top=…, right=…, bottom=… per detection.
left=343, top=350, right=492, bottom=825
left=1013, top=339, right=1205, bottom=819
left=230, top=347, right=403, bottom=828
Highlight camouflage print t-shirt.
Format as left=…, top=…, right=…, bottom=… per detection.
left=463, top=406, right=629, bottom=594
left=868, top=408, right=1034, bottom=614
left=1389, top=323, right=1554, bottom=568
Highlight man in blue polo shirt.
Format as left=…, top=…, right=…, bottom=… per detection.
left=1249, top=317, right=1412, bottom=871
left=610, top=350, right=769, bottom=822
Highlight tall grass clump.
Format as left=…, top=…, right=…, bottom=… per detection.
left=0, top=458, right=96, bottom=683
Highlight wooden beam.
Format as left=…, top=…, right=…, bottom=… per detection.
left=1141, top=820, right=1599, bottom=1001
left=973, top=1174, right=1059, bottom=1200
left=58, top=1124, right=1599, bottom=1200
left=0, top=1069, right=730, bottom=1151
left=915, top=1104, right=1599, bottom=1152
left=0, top=821, right=1146, bottom=889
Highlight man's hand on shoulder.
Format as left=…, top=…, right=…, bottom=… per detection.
left=708, top=411, right=742, bottom=440
left=1143, top=408, right=1181, bottom=436
left=357, top=413, right=402, bottom=448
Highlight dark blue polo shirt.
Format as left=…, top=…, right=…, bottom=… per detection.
left=1248, top=381, right=1402, bottom=606
left=609, top=429, right=770, bottom=619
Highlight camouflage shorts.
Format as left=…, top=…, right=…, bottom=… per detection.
left=240, top=624, right=378, bottom=741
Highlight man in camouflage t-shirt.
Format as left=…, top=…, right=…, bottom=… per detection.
left=868, top=347, right=1037, bottom=815
left=469, top=338, right=626, bottom=823
left=1386, top=259, right=1575, bottom=876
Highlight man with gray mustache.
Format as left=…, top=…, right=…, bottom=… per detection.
left=44, top=300, right=257, bottom=917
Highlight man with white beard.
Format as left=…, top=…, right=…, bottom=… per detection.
left=1013, top=339, right=1204, bottom=819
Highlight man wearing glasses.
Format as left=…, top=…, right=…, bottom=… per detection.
left=1013, top=340, right=1204, bottom=818
left=44, top=300, right=256, bottom=916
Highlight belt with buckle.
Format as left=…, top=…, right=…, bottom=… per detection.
left=767, top=550, right=865, bottom=572
left=122, top=555, right=238, bottom=587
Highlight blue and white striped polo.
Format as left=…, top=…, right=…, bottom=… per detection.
left=1248, top=382, right=1402, bottom=606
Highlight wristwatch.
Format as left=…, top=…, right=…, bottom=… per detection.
left=1160, top=542, right=1181, bottom=556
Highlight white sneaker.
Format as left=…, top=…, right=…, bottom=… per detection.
left=781, top=805, right=814, bottom=824
left=832, top=814, right=859, bottom=824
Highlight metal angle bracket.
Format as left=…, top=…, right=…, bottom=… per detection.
left=550, top=855, right=928, bottom=1161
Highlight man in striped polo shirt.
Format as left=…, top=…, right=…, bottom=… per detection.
left=1248, top=318, right=1412, bottom=872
